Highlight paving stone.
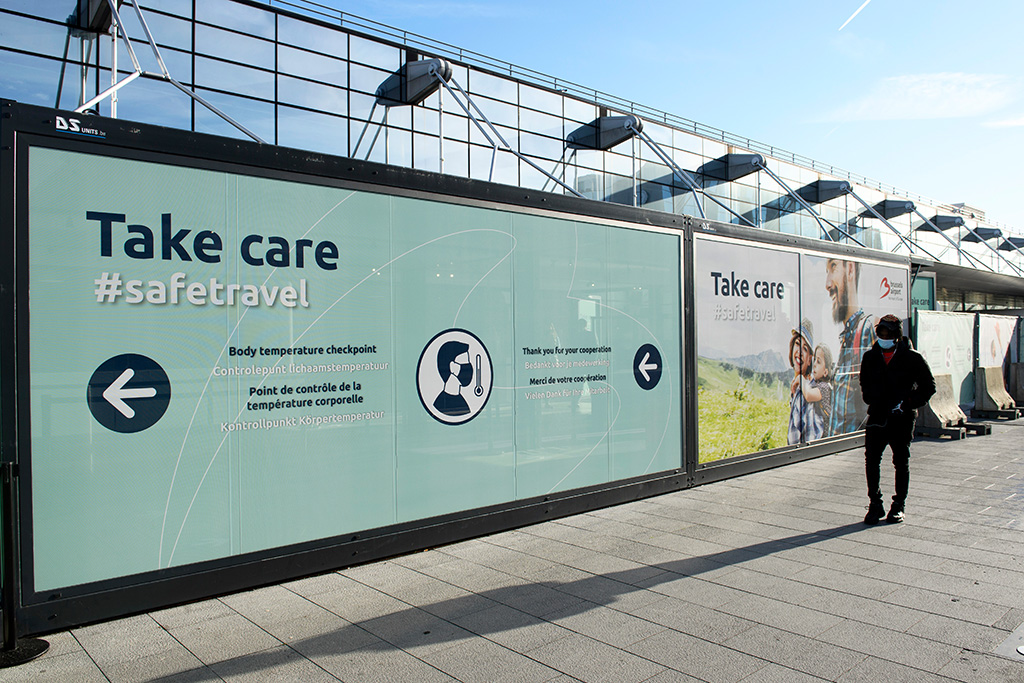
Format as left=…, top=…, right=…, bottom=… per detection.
left=450, top=602, right=572, bottom=653
left=300, top=575, right=412, bottom=624
left=168, top=613, right=281, bottom=665
left=715, top=592, right=844, bottom=638
left=906, top=612, right=1012, bottom=651
left=528, top=632, right=665, bottom=683
left=151, top=599, right=237, bottom=630
left=358, top=605, right=475, bottom=656
left=221, top=584, right=325, bottom=627
left=723, top=624, right=867, bottom=680
left=629, top=596, right=754, bottom=644
left=422, top=637, right=562, bottom=683
left=937, top=649, right=1024, bottom=682
left=0, top=651, right=109, bottom=683
left=100, top=647, right=206, bottom=683
left=209, top=645, right=339, bottom=682
left=736, top=662, right=829, bottom=682
left=816, top=619, right=960, bottom=672
left=38, top=630, right=83, bottom=658
left=73, top=614, right=184, bottom=667
left=835, top=654, right=962, bottom=682
left=625, top=628, right=767, bottom=683
left=883, top=585, right=1010, bottom=626
left=545, top=603, right=666, bottom=648
left=307, top=643, right=457, bottom=683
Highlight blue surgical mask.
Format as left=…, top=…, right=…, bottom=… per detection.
left=878, top=338, right=896, bottom=350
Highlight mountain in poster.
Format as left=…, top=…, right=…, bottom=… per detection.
left=702, top=348, right=789, bottom=374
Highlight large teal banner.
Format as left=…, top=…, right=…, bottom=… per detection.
left=27, top=147, right=681, bottom=590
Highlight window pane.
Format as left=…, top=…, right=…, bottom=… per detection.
left=563, top=97, right=596, bottom=124
left=278, top=46, right=346, bottom=87
left=349, top=63, right=390, bottom=95
left=519, top=107, right=562, bottom=138
left=111, top=76, right=192, bottom=130
left=120, top=7, right=193, bottom=50
left=103, top=43, right=192, bottom=83
left=196, top=0, right=274, bottom=39
left=519, top=84, right=560, bottom=115
left=413, top=132, right=439, bottom=172
left=469, top=70, right=516, bottom=103
left=194, top=89, right=274, bottom=141
left=1, top=1, right=77, bottom=22
left=0, top=12, right=71, bottom=56
left=441, top=139, right=469, bottom=178
left=0, top=50, right=66, bottom=107
left=470, top=95, right=517, bottom=128
left=195, top=57, right=273, bottom=100
left=350, top=119, right=385, bottom=162
left=388, top=128, right=413, bottom=167
left=349, top=35, right=399, bottom=71
left=195, top=25, right=274, bottom=69
left=413, top=106, right=439, bottom=135
left=279, top=15, right=347, bottom=58
left=519, top=131, right=563, bottom=160
left=278, top=75, right=347, bottom=114
left=140, top=1, right=193, bottom=18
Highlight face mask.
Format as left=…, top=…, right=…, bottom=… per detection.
left=877, top=338, right=896, bottom=350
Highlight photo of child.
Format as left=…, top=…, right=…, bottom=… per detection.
left=787, top=319, right=818, bottom=445
left=800, top=343, right=834, bottom=440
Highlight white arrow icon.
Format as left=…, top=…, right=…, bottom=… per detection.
left=102, top=368, right=157, bottom=419
left=638, top=352, right=659, bottom=382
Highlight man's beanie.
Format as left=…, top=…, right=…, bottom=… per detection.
left=876, top=314, right=902, bottom=336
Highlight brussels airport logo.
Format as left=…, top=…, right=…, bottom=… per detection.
left=416, top=329, right=492, bottom=425
left=54, top=114, right=106, bottom=139
left=878, top=276, right=904, bottom=302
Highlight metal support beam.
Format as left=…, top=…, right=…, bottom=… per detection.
left=432, top=71, right=583, bottom=197
left=911, top=208, right=994, bottom=272
left=753, top=159, right=866, bottom=246
left=74, top=0, right=265, bottom=143
left=627, top=122, right=756, bottom=227
left=847, top=190, right=943, bottom=261
left=958, top=223, right=1024, bottom=276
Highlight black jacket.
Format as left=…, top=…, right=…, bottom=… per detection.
left=859, top=337, right=936, bottom=420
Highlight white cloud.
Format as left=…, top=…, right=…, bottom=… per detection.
left=829, top=73, right=1019, bottom=122
left=985, top=115, right=1024, bottom=128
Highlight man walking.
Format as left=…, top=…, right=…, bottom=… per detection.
left=859, top=314, right=935, bottom=524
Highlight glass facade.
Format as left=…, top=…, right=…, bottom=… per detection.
left=2, top=0, right=1021, bottom=282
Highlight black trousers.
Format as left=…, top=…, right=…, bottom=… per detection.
left=864, top=413, right=915, bottom=506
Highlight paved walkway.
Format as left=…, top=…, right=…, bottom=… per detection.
left=7, top=423, right=1024, bottom=682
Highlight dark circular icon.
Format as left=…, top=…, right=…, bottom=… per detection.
left=87, top=354, right=171, bottom=433
left=416, top=329, right=492, bottom=425
left=633, top=344, right=663, bottom=391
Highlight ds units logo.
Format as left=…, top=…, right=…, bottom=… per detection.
left=54, top=115, right=106, bottom=139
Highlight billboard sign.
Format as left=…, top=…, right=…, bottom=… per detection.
left=23, top=144, right=682, bottom=591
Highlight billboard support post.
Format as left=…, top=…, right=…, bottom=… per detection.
left=0, top=463, right=48, bottom=668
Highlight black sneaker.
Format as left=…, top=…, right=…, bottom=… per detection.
left=886, top=506, right=905, bottom=524
left=864, top=500, right=885, bottom=525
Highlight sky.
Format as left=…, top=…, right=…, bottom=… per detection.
left=330, top=0, right=1024, bottom=231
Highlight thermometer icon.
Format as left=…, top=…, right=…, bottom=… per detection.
left=474, top=354, right=483, bottom=396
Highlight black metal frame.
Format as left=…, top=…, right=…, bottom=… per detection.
left=1, top=100, right=905, bottom=637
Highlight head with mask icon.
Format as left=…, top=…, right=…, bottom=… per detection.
left=875, top=314, right=902, bottom=350
left=433, top=340, right=473, bottom=416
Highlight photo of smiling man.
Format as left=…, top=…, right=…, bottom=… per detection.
left=824, top=257, right=876, bottom=436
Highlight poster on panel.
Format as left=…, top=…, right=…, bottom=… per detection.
left=800, top=254, right=909, bottom=437
left=977, top=314, right=1016, bottom=368
left=695, top=238, right=798, bottom=462
left=915, top=311, right=975, bottom=407
left=26, top=146, right=681, bottom=591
